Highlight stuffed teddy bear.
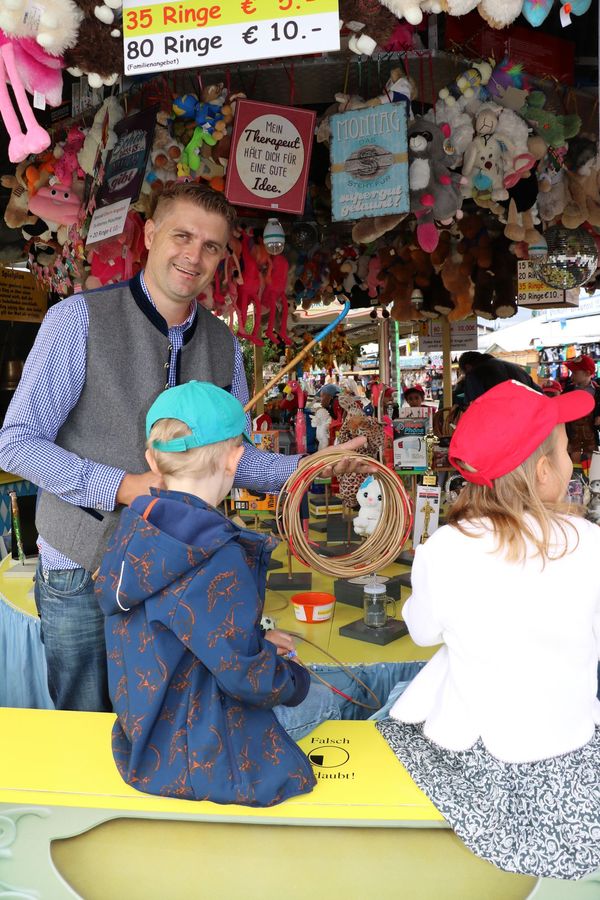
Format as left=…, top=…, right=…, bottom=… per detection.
left=353, top=476, right=383, bottom=537
left=408, top=116, right=462, bottom=252
left=478, top=0, right=524, bottom=28
left=380, top=0, right=442, bottom=25
left=561, top=138, right=600, bottom=229
left=0, top=0, right=83, bottom=55
left=339, top=0, right=404, bottom=56
left=441, top=252, right=475, bottom=321
left=472, top=237, right=517, bottom=319
left=1, top=160, right=39, bottom=229
left=520, top=91, right=581, bottom=151
left=78, top=96, right=124, bottom=175
left=462, top=105, right=509, bottom=205
left=64, top=0, right=124, bottom=87
left=85, top=209, right=146, bottom=288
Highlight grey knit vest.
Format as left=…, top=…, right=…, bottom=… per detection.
left=36, top=276, right=234, bottom=572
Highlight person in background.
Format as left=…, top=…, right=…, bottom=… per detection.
left=458, top=351, right=540, bottom=407
left=563, top=355, right=600, bottom=463
left=319, top=383, right=342, bottom=422
left=0, top=183, right=369, bottom=713
left=378, top=380, right=600, bottom=881
left=403, top=384, right=425, bottom=408
left=541, top=379, right=563, bottom=398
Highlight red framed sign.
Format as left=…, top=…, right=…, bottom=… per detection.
left=225, top=100, right=315, bottom=215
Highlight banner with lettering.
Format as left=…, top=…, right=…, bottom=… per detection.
left=95, top=107, right=157, bottom=207
left=225, top=99, right=315, bottom=215
left=122, top=0, right=340, bottom=75
left=330, top=103, right=410, bottom=222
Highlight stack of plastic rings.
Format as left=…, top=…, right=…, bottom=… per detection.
left=276, top=449, right=413, bottom=578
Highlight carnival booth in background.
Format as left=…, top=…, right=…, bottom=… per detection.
left=0, top=1, right=600, bottom=898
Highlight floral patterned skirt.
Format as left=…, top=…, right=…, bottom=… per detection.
left=376, top=719, right=600, bottom=881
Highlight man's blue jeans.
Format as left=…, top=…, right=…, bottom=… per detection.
left=274, top=661, right=426, bottom=741
left=34, top=561, right=112, bottom=712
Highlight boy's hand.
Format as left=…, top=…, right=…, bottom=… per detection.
left=264, top=629, right=295, bottom=656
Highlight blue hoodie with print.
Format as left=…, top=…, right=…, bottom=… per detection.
left=95, top=488, right=315, bottom=807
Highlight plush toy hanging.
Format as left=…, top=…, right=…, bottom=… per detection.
left=408, top=117, right=463, bottom=252
left=0, top=33, right=65, bottom=161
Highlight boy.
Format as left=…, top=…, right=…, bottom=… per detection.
left=95, top=381, right=316, bottom=807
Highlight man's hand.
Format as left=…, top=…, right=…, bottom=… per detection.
left=315, top=436, right=378, bottom=477
left=116, top=471, right=165, bottom=507
left=264, top=629, right=296, bottom=656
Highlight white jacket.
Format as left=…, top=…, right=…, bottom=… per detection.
left=390, top=515, right=600, bottom=763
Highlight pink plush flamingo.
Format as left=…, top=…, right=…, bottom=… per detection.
left=286, top=380, right=307, bottom=455
left=0, top=33, right=64, bottom=162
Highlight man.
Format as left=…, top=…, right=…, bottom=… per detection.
left=563, top=355, right=600, bottom=462
left=0, top=184, right=368, bottom=712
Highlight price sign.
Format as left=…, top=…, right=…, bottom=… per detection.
left=122, top=0, right=340, bottom=76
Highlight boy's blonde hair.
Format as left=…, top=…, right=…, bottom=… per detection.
left=447, top=428, right=580, bottom=564
left=147, top=418, right=242, bottom=478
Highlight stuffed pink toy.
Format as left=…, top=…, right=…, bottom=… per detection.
left=54, top=126, right=86, bottom=185
left=0, top=32, right=65, bottom=162
left=86, top=211, right=147, bottom=287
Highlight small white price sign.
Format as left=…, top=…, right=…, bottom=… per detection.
left=122, top=0, right=340, bottom=75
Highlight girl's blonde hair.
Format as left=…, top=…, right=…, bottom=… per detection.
left=447, top=427, right=580, bottom=564
left=147, top=418, right=242, bottom=479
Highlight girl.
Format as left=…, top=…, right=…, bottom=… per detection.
left=378, top=380, right=600, bottom=881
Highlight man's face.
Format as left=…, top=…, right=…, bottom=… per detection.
left=143, top=199, right=229, bottom=311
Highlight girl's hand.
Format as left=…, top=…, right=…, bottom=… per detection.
left=264, top=629, right=295, bottom=655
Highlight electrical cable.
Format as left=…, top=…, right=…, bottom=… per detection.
left=276, top=449, right=413, bottom=578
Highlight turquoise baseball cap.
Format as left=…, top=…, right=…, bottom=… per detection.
left=146, top=381, right=251, bottom=452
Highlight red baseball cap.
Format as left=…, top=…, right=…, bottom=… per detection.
left=448, top=380, right=594, bottom=488
left=565, top=355, right=596, bottom=376
left=404, top=384, right=424, bottom=396
left=541, top=379, right=563, bottom=395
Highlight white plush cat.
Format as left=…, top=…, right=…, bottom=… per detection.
left=354, top=476, right=383, bottom=537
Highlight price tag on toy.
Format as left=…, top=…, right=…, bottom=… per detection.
left=122, top=0, right=340, bottom=75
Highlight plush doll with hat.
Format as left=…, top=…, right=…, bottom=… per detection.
left=439, top=60, right=493, bottom=107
